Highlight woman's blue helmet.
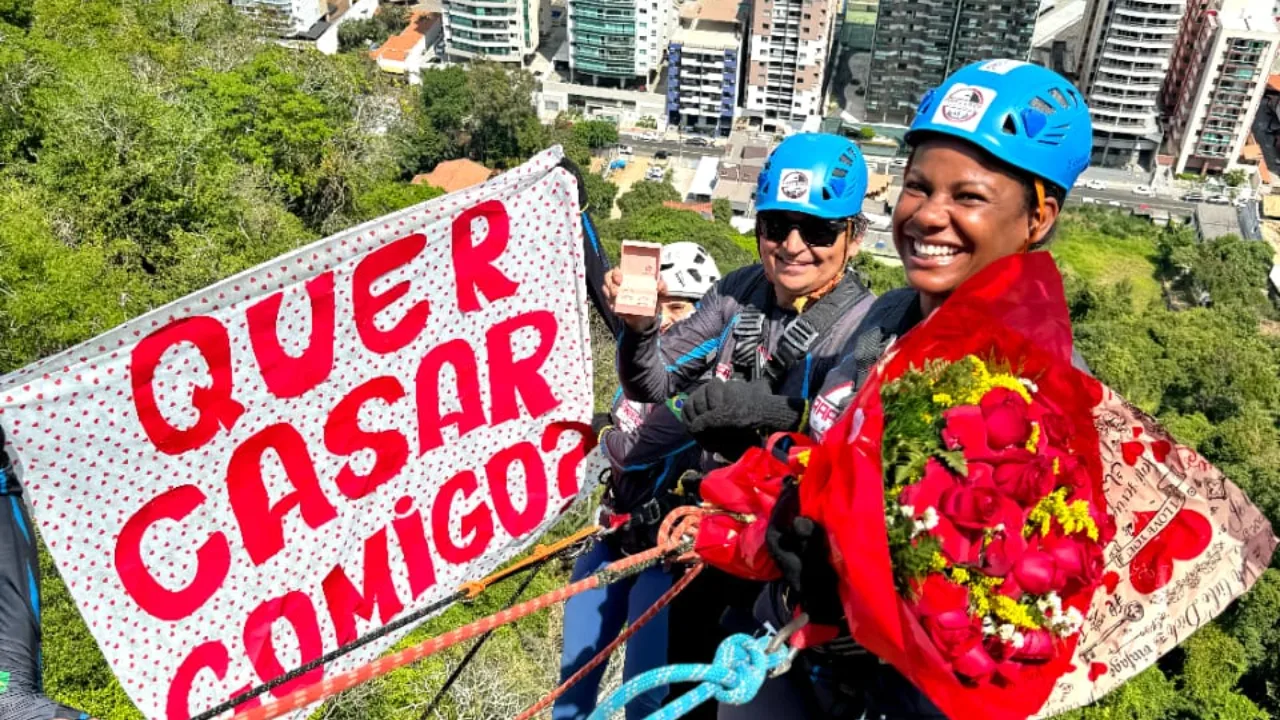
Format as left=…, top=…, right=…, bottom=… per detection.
left=756, top=133, right=869, bottom=219
left=906, top=59, right=1093, bottom=192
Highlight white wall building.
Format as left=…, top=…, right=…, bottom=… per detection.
left=1164, top=0, right=1279, bottom=174
left=443, top=0, right=542, bottom=63
left=231, top=0, right=327, bottom=36
left=1077, top=0, right=1184, bottom=169
left=536, top=79, right=669, bottom=126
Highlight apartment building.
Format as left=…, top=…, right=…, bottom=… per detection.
left=863, top=0, right=1040, bottom=123
left=1076, top=0, right=1183, bottom=168
left=230, top=0, right=327, bottom=35
left=1163, top=0, right=1278, bottom=174
left=566, top=0, right=674, bottom=86
left=741, top=0, right=838, bottom=132
left=666, top=0, right=742, bottom=135
left=443, top=0, right=541, bottom=63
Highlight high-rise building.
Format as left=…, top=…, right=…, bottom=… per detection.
left=231, top=0, right=327, bottom=35
left=443, top=0, right=542, bottom=63
left=1076, top=0, right=1183, bottom=169
left=566, top=0, right=674, bottom=87
left=863, top=0, right=1041, bottom=124
left=666, top=0, right=743, bottom=136
left=1163, top=0, right=1278, bottom=174
left=741, top=0, right=839, bottom=132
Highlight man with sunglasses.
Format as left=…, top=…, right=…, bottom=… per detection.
left=602, top=134, right=875, bottom=715
left=603, top=133, right=875, bottom=460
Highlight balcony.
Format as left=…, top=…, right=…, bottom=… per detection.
left=573, top=32, right=636, bottom=47
left=571, top=17, right=634, bottom=33
left=1090, top=88, right=1158, bottom=106
left=1092, top=116, right=1159, bottom=136
left=1110, top=20, right=1178, bottom=34
left=447, top=0, right=521, bottom=9
left=574, top=58, right=636, bottom=75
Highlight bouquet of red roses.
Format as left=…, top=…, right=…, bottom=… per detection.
left=694, top=253, right=1277, bottom=719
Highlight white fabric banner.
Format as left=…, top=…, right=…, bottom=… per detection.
left=0, top=148, right=595, bottom=719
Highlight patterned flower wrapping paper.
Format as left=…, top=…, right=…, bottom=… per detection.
left=1037, top=387, right=1278, bottom=717
left=0, top=148, right=598, bottom=719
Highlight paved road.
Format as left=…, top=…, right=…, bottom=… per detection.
left=1069, top=188, right=1196, bottom=217
left=618, top=137, right=725, bottom=159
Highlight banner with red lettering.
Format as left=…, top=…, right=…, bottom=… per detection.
left=0, top=148, right=596, bottom=719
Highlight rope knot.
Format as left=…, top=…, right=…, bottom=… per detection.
left=706, top=633, right=775, bottom=705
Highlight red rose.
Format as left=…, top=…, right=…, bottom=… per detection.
left=1044, top=534, right=1103, bottom=595
left=942, top=405, right=988, bottom=453
left=939, top=485, right=1004, bottom=532
left=953, top=643, right=998, bottom=683
left=993, top=454, right=1058, bottom=506
left=924, top=608, right=983, bottom=660
left=898, top=458, right=957, bottom=511
left=1037, top=411, right=1071, bottom=448
left=981, top=387, right=1033, bottom=449
left=916, top=574, right=970, bottom=617
left=1012, top=550, right=1061, bottom=595
left=983, top=525, right=1028, bottom=576
left=1011, top=629, right=1056, bottom=663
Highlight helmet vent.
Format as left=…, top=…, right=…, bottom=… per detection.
left=822, top=187, right=833, bottom=201
left=838, top=153, right=854, bottom=166
left=688, top=269, right=702, bottom=282
left=832, top=167, right=848, bottom=178
left=694, top=252, right=706, bottom=264
left=1048, top=88, right=1068, bottom=109
left=1030, top=97, right=1056, bottom=115
left=1002, top=114, right=1019, bottom=136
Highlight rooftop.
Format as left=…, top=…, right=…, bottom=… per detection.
left=1269, top=74, right=1280, bottom=94
left=1195, top=202, right=1243, bottom=240
left=679, top=0, right=740, bottom=24
left=1215, top=0, right=1280, bottom=33
left=674, top=0, right=740, bottom=49
left=412, top=158, right=493, bottom=193
left=371, top=11, right=439, bottom=63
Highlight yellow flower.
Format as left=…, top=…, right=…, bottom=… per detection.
left=991, top=595, right=1042, bottom=630
left=951, top=567, right=971, bottom=584
left=795, top=449, right=812, bottom=467
left=930, top=552, right=949, bottom=572
left=931, top=392, right=955, bottom=407
left=1025, top=422, right=1041, bottom=453
left=1026, top=488, right=1099, bottom=540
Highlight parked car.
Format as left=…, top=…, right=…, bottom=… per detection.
left=1107, top=200, right=1123, bottom=207
left=1085, top=179, right=1108, bottom=190
left=645, top=167, right=666, bottom=181
left=1082, top=196, right=1100, bottom=205
left=685, top=136, right=711, bottom=146
left=1132, top=184, right=1153, bottom=196
left=1183, top=192, right=1205, bottom=202
left=653, top=150, right=670, bottom=164
left=641, top=132, right=661, bottom=142
left=617, top=145, right=634, bottom=156
left=1206, top=195, right=1231, bottom=205
left=891, top=157, right=908, bottom=168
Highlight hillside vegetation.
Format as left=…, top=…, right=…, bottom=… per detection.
left=1, top=0, right=1277, bottom=717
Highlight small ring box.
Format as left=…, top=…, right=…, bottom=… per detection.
left=616, top=240, right=663, bottom=317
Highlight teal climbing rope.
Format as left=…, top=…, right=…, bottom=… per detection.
left=586, top=630, right=795, bottom=720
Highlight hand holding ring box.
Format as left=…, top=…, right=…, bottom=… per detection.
left=615, top=241, right=663, bottom=317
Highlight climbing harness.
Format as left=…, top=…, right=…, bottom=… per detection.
left=587, top=613, right=810, bottom=720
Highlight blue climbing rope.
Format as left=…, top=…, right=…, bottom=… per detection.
left=586, top=632, right=793, bottom=720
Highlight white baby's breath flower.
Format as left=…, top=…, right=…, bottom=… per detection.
left=993, top=523, right=1006, bottom=534
left=1012, top=631, right=1027, bottom=649
left=921, top=507, right=940, bottom=531
left=999, top=624, right=1018, bottom=642
left=1020, top=378, right=1039, bottom=394
left=900, top=504, right=916, bottom=518
left=982, top=617, right=997, bottom=636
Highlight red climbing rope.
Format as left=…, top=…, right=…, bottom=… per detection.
left=229, top=509, right=709, bottom=720
left=512, top=563, right=706, bottom=720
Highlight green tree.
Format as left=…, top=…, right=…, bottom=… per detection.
left=712, top=198, right=732, bottom=224
left=851, top=253, right=906, bottom=295
left=337, top=17, right=380, bottom=51
left=1224, top=169, right=1247, bottom=187
left=571, top=119, right=618, bottom=149
left=582, top=174, right=618, bottom=215
left=616, top=179, right=680, bottom=215
left=859, top=126, right=876, bottom=140
left=418, top=65, right=472, bottom=140
left=466, top=62, right=540, bottom=165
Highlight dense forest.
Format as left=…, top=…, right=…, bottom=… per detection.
left=1, top=0, right=1277, bottom=717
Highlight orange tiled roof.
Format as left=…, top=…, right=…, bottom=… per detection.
left=1260, top=156, right=1273, bottom=185
left=370, top=11, right=439, bottom=63
left=412, top=158, right=493, bottom=193
left=1268, top=74, right=1280, bottom=94
left=663, top=200, right=715, bottom=218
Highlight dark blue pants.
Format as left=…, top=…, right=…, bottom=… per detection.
left=0, top=481, right=88, bottom=720
left=552, top=538, right=673, bottom=720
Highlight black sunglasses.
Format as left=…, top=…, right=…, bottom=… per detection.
left=755, top=212, right=850, bottom=248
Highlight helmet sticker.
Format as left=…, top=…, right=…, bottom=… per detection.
left=979, top=59, right=1029, bottom=75
left=931, top=84, right=998, bottom=133
left=777, top=169, right=813, bottom=203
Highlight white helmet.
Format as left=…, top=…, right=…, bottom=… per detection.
left=660, top=242, right=720, bottom=300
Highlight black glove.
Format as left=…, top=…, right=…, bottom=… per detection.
left=590, top=411, right=612, bottom=438
left=765, top=479, right=844, bottom=624
left=683, top=379, right=807, bottom=436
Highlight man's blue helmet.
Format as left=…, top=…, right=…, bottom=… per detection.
left=756, top=133, right=869, bottom=219
left=906, top=59, right=1093, bottom=192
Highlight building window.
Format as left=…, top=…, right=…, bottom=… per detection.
left=803, top=12, right=810, bottom=18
